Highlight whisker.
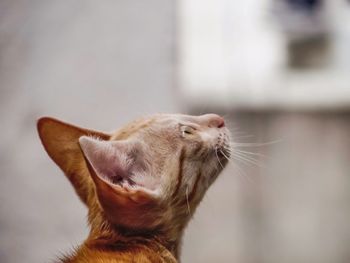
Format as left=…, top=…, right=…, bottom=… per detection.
left=215, top=148, right=225, bottom=169
left=230, top=139, right=282, bottom=147
left=231, top=152, right=264, bottom=168
left=232, top=162, right=254, bottom=183
left=235, top=149, right=267, bottom=158
left=219, top=146, right=262, bottom=167
left=232, top=151, right=261, bottom=162
left=231, top=134, right=256, bottom=139
left=219, top=149, right=231, bottom=161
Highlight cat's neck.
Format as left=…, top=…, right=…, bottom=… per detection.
left=86, top=217, right=184, bottom=260
left=83, top=193, right=190, bottom=261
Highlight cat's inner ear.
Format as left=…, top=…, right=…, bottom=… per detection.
left=79, top=137, right=164, bottom=229
left=79, top=136, right=159, bottom=197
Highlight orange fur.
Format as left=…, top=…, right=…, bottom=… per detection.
left=37, top=114, right=230, bottom=262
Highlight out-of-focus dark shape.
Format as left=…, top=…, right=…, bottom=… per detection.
left=286, top=0, right=323, bottom=13
left=287, top=35, right=330, bottom=68
left=272, top=0, right=329, bottom=40
left=272, top=0, right=331, bottom=69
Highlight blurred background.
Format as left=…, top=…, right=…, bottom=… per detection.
left=0, top=0, right=350, bottom=262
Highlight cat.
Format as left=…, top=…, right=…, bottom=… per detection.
left=37, top=113, right=231, bottom=263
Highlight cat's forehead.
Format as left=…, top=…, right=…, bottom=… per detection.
left=111, top=113, right=223, bottom=140
left=154, top=113, right=218, bottom=126
left=153, top=114, right=195, bottom=126
left=110, top=114, right=177, bottom=140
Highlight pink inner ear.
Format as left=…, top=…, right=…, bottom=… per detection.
left=79, top=136, right=160, bottom=194
left=79, top=136, right=133, bottom=185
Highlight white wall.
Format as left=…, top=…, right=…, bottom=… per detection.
left=178, top=0, right=350, bottom=109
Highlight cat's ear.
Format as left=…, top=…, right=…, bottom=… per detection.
left=37, top=117, right=111, bottom=205
left=79, top=136, right=163, bottom=229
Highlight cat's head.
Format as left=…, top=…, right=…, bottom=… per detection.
left=37, top=114, right=230, bottom=237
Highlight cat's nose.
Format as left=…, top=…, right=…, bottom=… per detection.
left=202, top=114, right=225, bottom=128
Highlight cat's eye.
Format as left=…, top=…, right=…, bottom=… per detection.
left=181, top=125, right=195, bottom=137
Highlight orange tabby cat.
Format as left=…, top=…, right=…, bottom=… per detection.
left=37, top=113, right=230, bottom=263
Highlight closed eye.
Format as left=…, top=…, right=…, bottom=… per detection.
left=180, top=125, right=196, bottom=137
left=184, top=129, right=192, bottom=135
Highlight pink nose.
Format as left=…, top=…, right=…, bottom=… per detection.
left=202, top=114, right=225, bottom=128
